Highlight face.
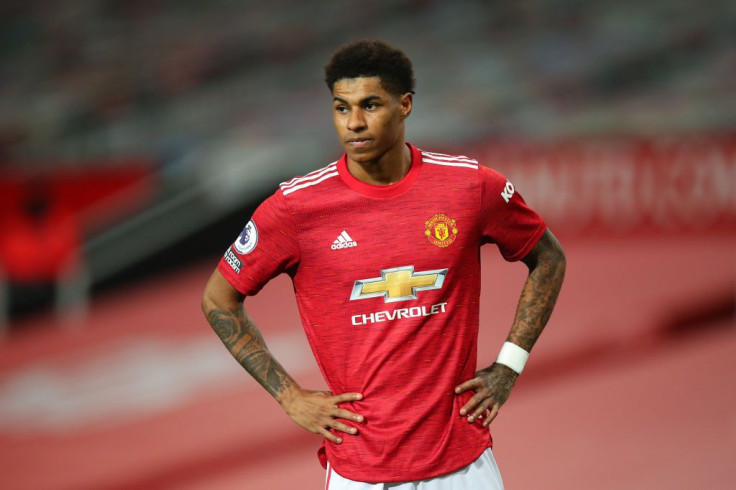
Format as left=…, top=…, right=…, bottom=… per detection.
left=331, top=76, right=412, bottom=164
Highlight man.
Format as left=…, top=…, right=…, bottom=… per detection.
left=202, top=40, right=565, bottom=489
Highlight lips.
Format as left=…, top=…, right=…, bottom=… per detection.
left=347, top=138, right=372, bottom=148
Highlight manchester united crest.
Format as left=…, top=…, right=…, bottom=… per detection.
left=425, top=213, right=458, bottom=248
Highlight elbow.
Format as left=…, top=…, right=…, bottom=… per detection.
left=552, top=241, right=566, bottom=269
left=528, top=236, right=566, bottom=284
left=201, top=269, right=245, bottom=318
left=201, top=286, right=217, bottom=318
left=549, top=242, right=566, bottom=286
left=540, top=229, right=566, bottom=277
left=545, top=235, right=566, bottom=269
left=201, top=290, right=212, bottom=317
left=201, top=284, right=230, bottom=317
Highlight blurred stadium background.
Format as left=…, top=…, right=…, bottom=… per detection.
left=0, top=0, right=734, bottom=488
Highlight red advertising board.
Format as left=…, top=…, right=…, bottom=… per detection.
left=464, top=134, right=736, bottom=236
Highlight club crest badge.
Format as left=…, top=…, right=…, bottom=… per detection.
left=425, top=213, right=458, bottom=248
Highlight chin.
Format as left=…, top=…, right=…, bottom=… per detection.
left=346, top=148, right=376, bottom=163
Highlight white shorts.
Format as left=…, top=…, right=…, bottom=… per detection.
left=324, top=448, right=504, bottom=490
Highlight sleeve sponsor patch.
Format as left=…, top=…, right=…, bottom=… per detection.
left=233, top=220, right=258, bottom=254
left=501, top=180, right=515, bottom=203
left=224, top=248, right=242, bottom=273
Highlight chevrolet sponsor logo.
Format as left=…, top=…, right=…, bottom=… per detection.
left=350, top=266, right=448, bottom=303
left=351, top=302, right=448, bottom=326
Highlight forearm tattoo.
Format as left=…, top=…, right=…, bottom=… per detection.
left=509, top=235, right=566, bottom=351
left=207, top=307, right=293, bottom=398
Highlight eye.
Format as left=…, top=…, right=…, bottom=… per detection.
left=335, top=105, right=348, bottom=114
left=365, top=102, right=379, bottom=110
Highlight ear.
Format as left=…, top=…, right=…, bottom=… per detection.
left=399, top=92, right=413, bottom=120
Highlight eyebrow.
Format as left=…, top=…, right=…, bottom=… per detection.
left=333, top=95, right=383, bottom=105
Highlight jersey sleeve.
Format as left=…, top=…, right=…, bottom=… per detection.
left=479, top=165, right=546, bottom=262
left=217, top=189, right=300, bottom=295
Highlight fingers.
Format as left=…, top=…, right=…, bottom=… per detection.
left=287, top=389, right=367, bottom=444
left=455, top=378, right=482, bottom=417
left=468, top=396, right=495, bottom=422
left=318, top=427, right=343, bottom=444
left=331, top=392, right=363, bottom=403
left=333, top=408, right=364, bottom=424
left=482, top=405, right=500, bottom=428
left=330, top=393, right=365, bottom=426
left=320, top=409, right=362, bottom=444
left=324, top=393, right=364, bottom=444
left=454, top=378, right=480, bottom=395
left=327, top=407, right=364, bottom=440
left=459, top=390, right=485, bottom=416
left=455, top=378, right=502, bottom=425
left=330, top=419, right=359, bottom=436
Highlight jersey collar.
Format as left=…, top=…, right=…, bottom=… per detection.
left=337, top=143, right=423, bottom=198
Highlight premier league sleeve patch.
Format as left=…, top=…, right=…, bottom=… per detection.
left=233, top=220, right=258, bottom=254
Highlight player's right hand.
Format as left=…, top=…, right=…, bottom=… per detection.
left=280, top=387, right=364, bottom=444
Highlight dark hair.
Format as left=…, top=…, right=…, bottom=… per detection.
left=324, top=40, right=415, bottom=96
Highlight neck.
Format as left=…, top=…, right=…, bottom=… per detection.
left=346, top=142, right=411, bottom=186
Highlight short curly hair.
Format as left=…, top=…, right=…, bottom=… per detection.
left=324, top=40, right=416, bottom=96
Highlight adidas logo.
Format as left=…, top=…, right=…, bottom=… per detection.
left=331, top=231, right=358, bottom=250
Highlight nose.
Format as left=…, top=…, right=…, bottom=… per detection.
left=347, top=108, right=367, bottom=133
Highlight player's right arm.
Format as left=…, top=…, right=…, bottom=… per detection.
left=201, top=268, right=364, bottom=444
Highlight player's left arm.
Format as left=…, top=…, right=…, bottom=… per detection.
left=455, top=228, right=566, bottom=426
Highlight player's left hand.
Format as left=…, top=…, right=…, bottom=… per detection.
left=454, top=363, right=519, bottom=427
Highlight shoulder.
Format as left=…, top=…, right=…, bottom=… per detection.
left=253, top=161, right=338, bottom=221
left=419, top=148, right=480, bottom=171
left=418, top=147, right=511, bottom=192
left=278, top=160, right=340, bottom=197
left=418, top=148, right=505, bottom=180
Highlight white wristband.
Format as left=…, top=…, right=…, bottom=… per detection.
left=495, top=342, right=529, bottom=374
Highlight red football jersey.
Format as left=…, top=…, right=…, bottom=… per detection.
left=218, top=144, right=546, bottom=482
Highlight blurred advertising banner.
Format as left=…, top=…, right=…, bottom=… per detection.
left=470, top=134, right=736, bottom=236
left=0, top=159, right=155, bottom=230
left=0, top=160, right=155, bottom=282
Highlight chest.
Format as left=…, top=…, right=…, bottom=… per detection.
left=291, top=183, right=481, bottom=286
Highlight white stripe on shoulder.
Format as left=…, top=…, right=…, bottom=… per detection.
left=420, top=150, right=478, bottom=169
left=422, top=157, right=478, bottom=169
left=422, top=150, right=477, bottom=163
left=281, top=171, right=339, bottom=195
left=280, top=162, right=338, bottom=189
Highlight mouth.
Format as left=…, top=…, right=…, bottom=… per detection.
left=346, top=138, right=373, bottom=148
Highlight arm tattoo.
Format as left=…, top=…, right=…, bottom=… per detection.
left=207, top=308, right=293, bottom=398
left=508, top=231, right=566, bottom=352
